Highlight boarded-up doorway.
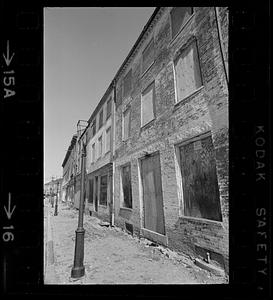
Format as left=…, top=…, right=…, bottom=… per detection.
left=141, top=152, right=165, bottom=235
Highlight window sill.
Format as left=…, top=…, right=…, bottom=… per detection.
left=174, top=85, right=204, bottom=109
left=141, top=118, right=155, bottom=131
left=141, top=61, right=155, bottom=78
left=120, top=207, right=133, bottom=212
left=178, top=215, right=223, bottom=226
left=169, top=13, right=195, bottom=47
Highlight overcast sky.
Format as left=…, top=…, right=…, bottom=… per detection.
left=44, top=7, right=155, bottom=183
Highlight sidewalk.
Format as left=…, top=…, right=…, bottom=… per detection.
left=44, top=201, right=228, bottom=284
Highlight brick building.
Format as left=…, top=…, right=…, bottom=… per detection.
left=112, top=7, right=229, bottom=271
left=85, top=85, right=115, bottom=223
left=61, top=134, right=77, bottom=204
left=61, top=6, right=229, bottom=272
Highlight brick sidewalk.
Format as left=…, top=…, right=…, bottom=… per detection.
left=44, top=201, right=227, bottom=284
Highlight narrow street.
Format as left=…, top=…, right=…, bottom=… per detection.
left=44, top=200, right=227, bottom=284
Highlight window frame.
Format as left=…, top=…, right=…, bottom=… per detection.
left=98, top=135, right=102, bottom=158
left=99, top=109, right=103, bottom=129
left=170, top=7, right=194, bottom=41
left=106, top=97, right=112, bottom=120
left=175, top=131, right=223, bottom=223
left=122, top=107, right=131, bottom=141
left=120, top=163, right=133, bottom=209
left=123, top=69, right=132, bottom=99
left=91, top=142, right=95, bottom=163
left=173, top=39, right=203, bottom=105
left=92, top=118, right=96, bottom=137
left=105, top=126, right=111, bottom=153
left=142, top=38, right=155, bottom=75
left=141, top=81, right=156, bottom=128
left=99, top=174, right=108, bottom=206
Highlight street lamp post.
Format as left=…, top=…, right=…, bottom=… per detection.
left=71, top=143, right=86, bottom=278
left=54, top=181, right=59, bottom=216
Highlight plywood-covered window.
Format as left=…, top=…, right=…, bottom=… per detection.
left=105, top=127, right=111, bottom=153
left=121, top=164, right=132, bottom=208
left=98, top=135, right=102, bottom=158
left=141, top=82, right=155, bottom=127
left=179, top=134, right=222, bottom=221
left=106, top=98, right=112, bottom=120
left=123, top=69, right=132, bottom=98
left=174, top=40, right=202, bottom=102
left=99, top=175, right=108, bottom=206
left=142, top=38, right=155, bottom=74
left=170, top=7, right=193, bottom=39
left=122, top=108, right=130, bottom=140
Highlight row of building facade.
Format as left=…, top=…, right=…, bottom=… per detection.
left=60, top=7, right=229, bottom=272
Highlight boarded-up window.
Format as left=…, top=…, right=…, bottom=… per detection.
left=121, top=164, right=132, bottom=208
left=123, top=109, right=130, bottom=140
left=142, top=39, right=155, bottom=74
left=141, top=82, right=155, bottom=127
left=106, top=98, right=112, bottom=120
left=171, top=7, right=193, bottom=38
left=123, top=69, right=132, bottom=98
left=92, top=118, right=96, bottom=136
left=91, top=143, right=95, bottom=162
left=105, top=127, right=111, bottom=153
left=174, top=41, right=202, bottom=101
left=99, top=175, right=108, bottom=206
left=88, top=179, right=94, bottom=203
left=98, top=136, right=102, bottom=157
left=179, top=134, right=222, bottom=221
left=99, top=109, right=103, bottom=129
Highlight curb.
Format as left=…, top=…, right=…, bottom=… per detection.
left=44, top=206, right=60, bottom=284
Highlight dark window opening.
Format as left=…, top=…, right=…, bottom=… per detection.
left=121, top=164, right=132, bottom=208
left=99, top=175, right=108, bottom=206
left=171, top=7, right=193, bottom=38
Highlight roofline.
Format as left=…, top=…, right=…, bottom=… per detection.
left=61, top=134, right=78, bottom=167
left=88, top=7, right=160, bottom=124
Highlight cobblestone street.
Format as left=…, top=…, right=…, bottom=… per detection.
left=44, top=201, right=227, bottom=284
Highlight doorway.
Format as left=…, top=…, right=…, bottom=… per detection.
left=141, top=152, right=165, bottom=235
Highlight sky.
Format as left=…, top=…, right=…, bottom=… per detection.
left=44, top=7, right=156, bottom=183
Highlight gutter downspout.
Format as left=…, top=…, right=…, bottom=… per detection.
left=214, top=7, right=229, bottom=87
left=110, top=80, right=116, bottom=227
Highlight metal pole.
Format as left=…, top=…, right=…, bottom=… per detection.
left=71, top=143, right=86, bottom=278
left=54, top=181, right=59, bottom=216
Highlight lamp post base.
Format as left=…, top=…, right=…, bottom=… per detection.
left=71, top=265, right=85, bottom=278
left=71, top=228, right=85, bottom=278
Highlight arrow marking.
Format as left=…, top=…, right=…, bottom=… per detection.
left=4, top=193, right=16, bottom=219
left=3, top=40, right=15, bottom=67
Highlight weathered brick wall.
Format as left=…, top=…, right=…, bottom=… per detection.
left=113, top=7, right=228, bottom=267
